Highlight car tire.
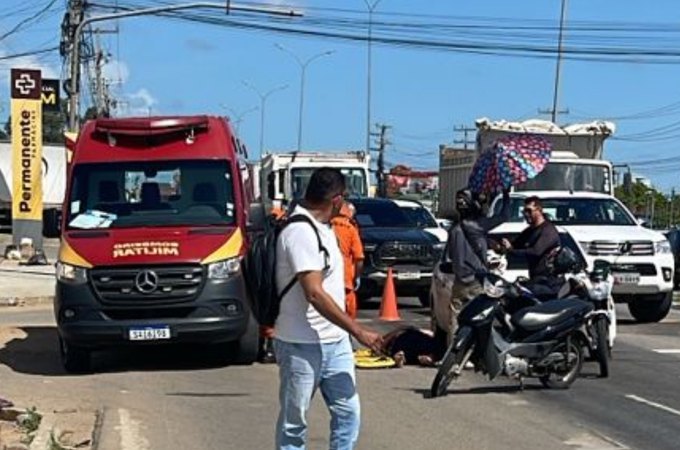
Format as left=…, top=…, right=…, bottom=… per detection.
left=230, top=313, right=259, bottom=365
left=59, top=336, right=92, bottom=374
left=628, top=292, right=673, bottom=323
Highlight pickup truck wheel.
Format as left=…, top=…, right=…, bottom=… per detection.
left=229, top=313, right=259, bottom=365
left=628, top=292, right=673, bottom=323
left=59, top=337, right=91, bottom=374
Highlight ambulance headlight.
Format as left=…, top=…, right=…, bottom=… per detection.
left=56, top=262, right=88, bottom=285
left=208, top=257, right=241, bottom=279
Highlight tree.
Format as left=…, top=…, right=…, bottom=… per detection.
left=616, top=181, right=679, bottom=229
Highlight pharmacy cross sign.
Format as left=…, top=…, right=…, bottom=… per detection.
left=10, top=68, right=42, bottom=100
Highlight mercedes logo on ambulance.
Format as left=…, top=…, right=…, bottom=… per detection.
left=135, top=270, right=159, bottom=294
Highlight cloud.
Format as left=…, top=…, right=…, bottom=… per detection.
left=185, top=39, right=216, bottom=52
left=116, top=88, right=159, bottom=117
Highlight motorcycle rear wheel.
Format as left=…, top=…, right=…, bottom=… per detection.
left=430, top=340, right=473, bottom=398
left=539, top=335, right=583, bottom=389
left=594, top=317, right=610, bottom=378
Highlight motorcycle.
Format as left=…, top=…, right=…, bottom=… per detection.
left=430, top=267, right=593, bottom=398
left=558, top=259, right=615, bottom=378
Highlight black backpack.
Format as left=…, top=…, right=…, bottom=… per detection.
left=242, top=214, right=328, bottom=327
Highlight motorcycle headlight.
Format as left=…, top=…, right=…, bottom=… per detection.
left=472, top=306, right=494, bottom=321
left=208, top=257, right=241, bottom=279
left=655, top=240, right=672, bottom=255
left=56, top=262, right=88, bottom=285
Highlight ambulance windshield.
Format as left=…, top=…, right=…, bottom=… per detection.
left=67, top=160, right=236, bottom=229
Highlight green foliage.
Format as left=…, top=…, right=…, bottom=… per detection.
left=615, top=181, right=678, bottom=229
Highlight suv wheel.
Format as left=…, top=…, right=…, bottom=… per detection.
left=628, top=292, right=673, bottom=323
left=59, top=337, right=91, bottom=374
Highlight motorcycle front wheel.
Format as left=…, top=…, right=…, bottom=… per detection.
left=593, top=317, right=610, bottom=378
left=430, top=338, right=474, bottom=398
left=539, top=334, right=583, bottom=389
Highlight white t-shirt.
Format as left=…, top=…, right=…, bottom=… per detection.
left=274, top=205, right=348, bottom=344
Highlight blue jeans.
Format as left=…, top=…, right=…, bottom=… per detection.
left=274, top=336, right=360, bottom=450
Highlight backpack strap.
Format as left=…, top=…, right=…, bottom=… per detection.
left=277, top=214, right=330, bottom=301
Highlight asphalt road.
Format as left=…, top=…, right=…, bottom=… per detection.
left=1, top=299, right=679, bottom=449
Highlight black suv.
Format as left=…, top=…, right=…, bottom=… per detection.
left=353, top=198, right=444, bottom=307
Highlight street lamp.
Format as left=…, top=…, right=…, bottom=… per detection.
left=220, top=104, right=258, bottom=136
left=275, top=44, right=335, bottom=151
left=242, top=81, right=288, bottom=158
left=363, top=0, right=383, bottom=152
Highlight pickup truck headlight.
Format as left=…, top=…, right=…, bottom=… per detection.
left=208, top=257, right=241, bottom=279
left=579, top=241, right=592, bottom=254
left=654, top=240, right=672, bottom=255
left=364, top=243, right=377, bottom=252
left=56, top=262, right=88, bottom=285
left=433, top=242, right=446, bottom=251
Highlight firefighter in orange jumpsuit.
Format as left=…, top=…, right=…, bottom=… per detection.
left=331, top=201, right=365, bottom=319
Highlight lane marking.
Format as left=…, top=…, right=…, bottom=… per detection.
left=652, top=349, right=680, bottom=354
left=118, top=408, right=150, bottom=450
left=625, top=395, right=680, bottom=418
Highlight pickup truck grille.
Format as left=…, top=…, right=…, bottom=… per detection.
left=90, top=265, right=204, bottom=306
left=610, top=263, right=657, bottom=276
left=375, top=242, right=435, bottom=266
left=588, top=241, right=654, bottom=256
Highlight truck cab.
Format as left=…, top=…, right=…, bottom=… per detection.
left=259, top=151, right=371, bottom=213
left=55, top=116, right=258, bottom=372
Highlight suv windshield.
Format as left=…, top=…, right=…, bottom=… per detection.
left=291, top=167, right=366, bottom=199
left=494, top=197, right=635, bottom=226
left=67, top=160, right=235, bottom=229
left=399, top=205, right=438, bottom=228
left=355, top=202, right=413, bottom=228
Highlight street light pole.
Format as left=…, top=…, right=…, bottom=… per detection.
left=551, top=0, right=568, bottom=123
left=275, top=44, right=334, bottom=151
left=243, top=81, right=288, bottom=158
left=66, top=2, right=301, bottom=131
left=363, top=0, right=383, bottom=152
left=220, top=104, right=258, bottom=136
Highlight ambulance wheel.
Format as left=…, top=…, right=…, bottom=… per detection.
left=59, top=337, right=91, bottom=374
left=230, top=313, right=259, bottom=365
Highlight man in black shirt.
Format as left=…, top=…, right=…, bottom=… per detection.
left=501, top=196, right=560, bottom=279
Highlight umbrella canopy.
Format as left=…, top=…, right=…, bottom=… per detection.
left=468, top=134, right=552, bottom=193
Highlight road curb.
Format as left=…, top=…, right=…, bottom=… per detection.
left=0, top=296, right=54, bottom=308
left=29, top=408, right=100, bottom=450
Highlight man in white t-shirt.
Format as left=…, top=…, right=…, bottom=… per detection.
left=274, top=168, right=383, bottom=450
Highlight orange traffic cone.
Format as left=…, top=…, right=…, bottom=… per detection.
left=379, top=268, right=401, bottom=321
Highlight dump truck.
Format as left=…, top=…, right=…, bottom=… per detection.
left=438, top=118, right=615, bottom=218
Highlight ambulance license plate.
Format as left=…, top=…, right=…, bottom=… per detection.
left=128, top=326, right=171, bottom=341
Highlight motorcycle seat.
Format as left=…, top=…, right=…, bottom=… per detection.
left=511, top=299, right=592, bottom=332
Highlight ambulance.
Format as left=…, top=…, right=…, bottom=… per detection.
left=55, top=116, right=257, bottom=372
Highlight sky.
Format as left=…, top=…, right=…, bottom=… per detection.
left=2, top=0, right=680, bottom=192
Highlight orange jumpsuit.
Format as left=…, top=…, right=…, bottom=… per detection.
left=331, top=211, right=365, bottom=319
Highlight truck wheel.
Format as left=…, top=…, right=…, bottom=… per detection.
left=230, top=313, right=259, bottom=365
left=59, top=337, right=91, bottom=374
left=628, top=292, right=673, bottom=323
left=418, top=291, right=432, bottom=308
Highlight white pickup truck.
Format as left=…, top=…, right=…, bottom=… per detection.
left=490, top=191, right=674, bottom=323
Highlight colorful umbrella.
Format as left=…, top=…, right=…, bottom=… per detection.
left=468, top=134, right=552, bottom=193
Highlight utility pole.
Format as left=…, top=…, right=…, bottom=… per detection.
left=65, top=2, right=302, bottom=131
left=670, top=188, right=675, bottom=228
left=453, top=125, right=475, bottom=149
left=371, top=123, right=390, bottom=197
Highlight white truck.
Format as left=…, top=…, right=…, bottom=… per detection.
left=0, top=141, right=65, bottom=237
left=258, top=151, right=371, bottom=213
left=489, top=191, right=674, bottom=323
left=438, top=118, right=615, bottom=218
